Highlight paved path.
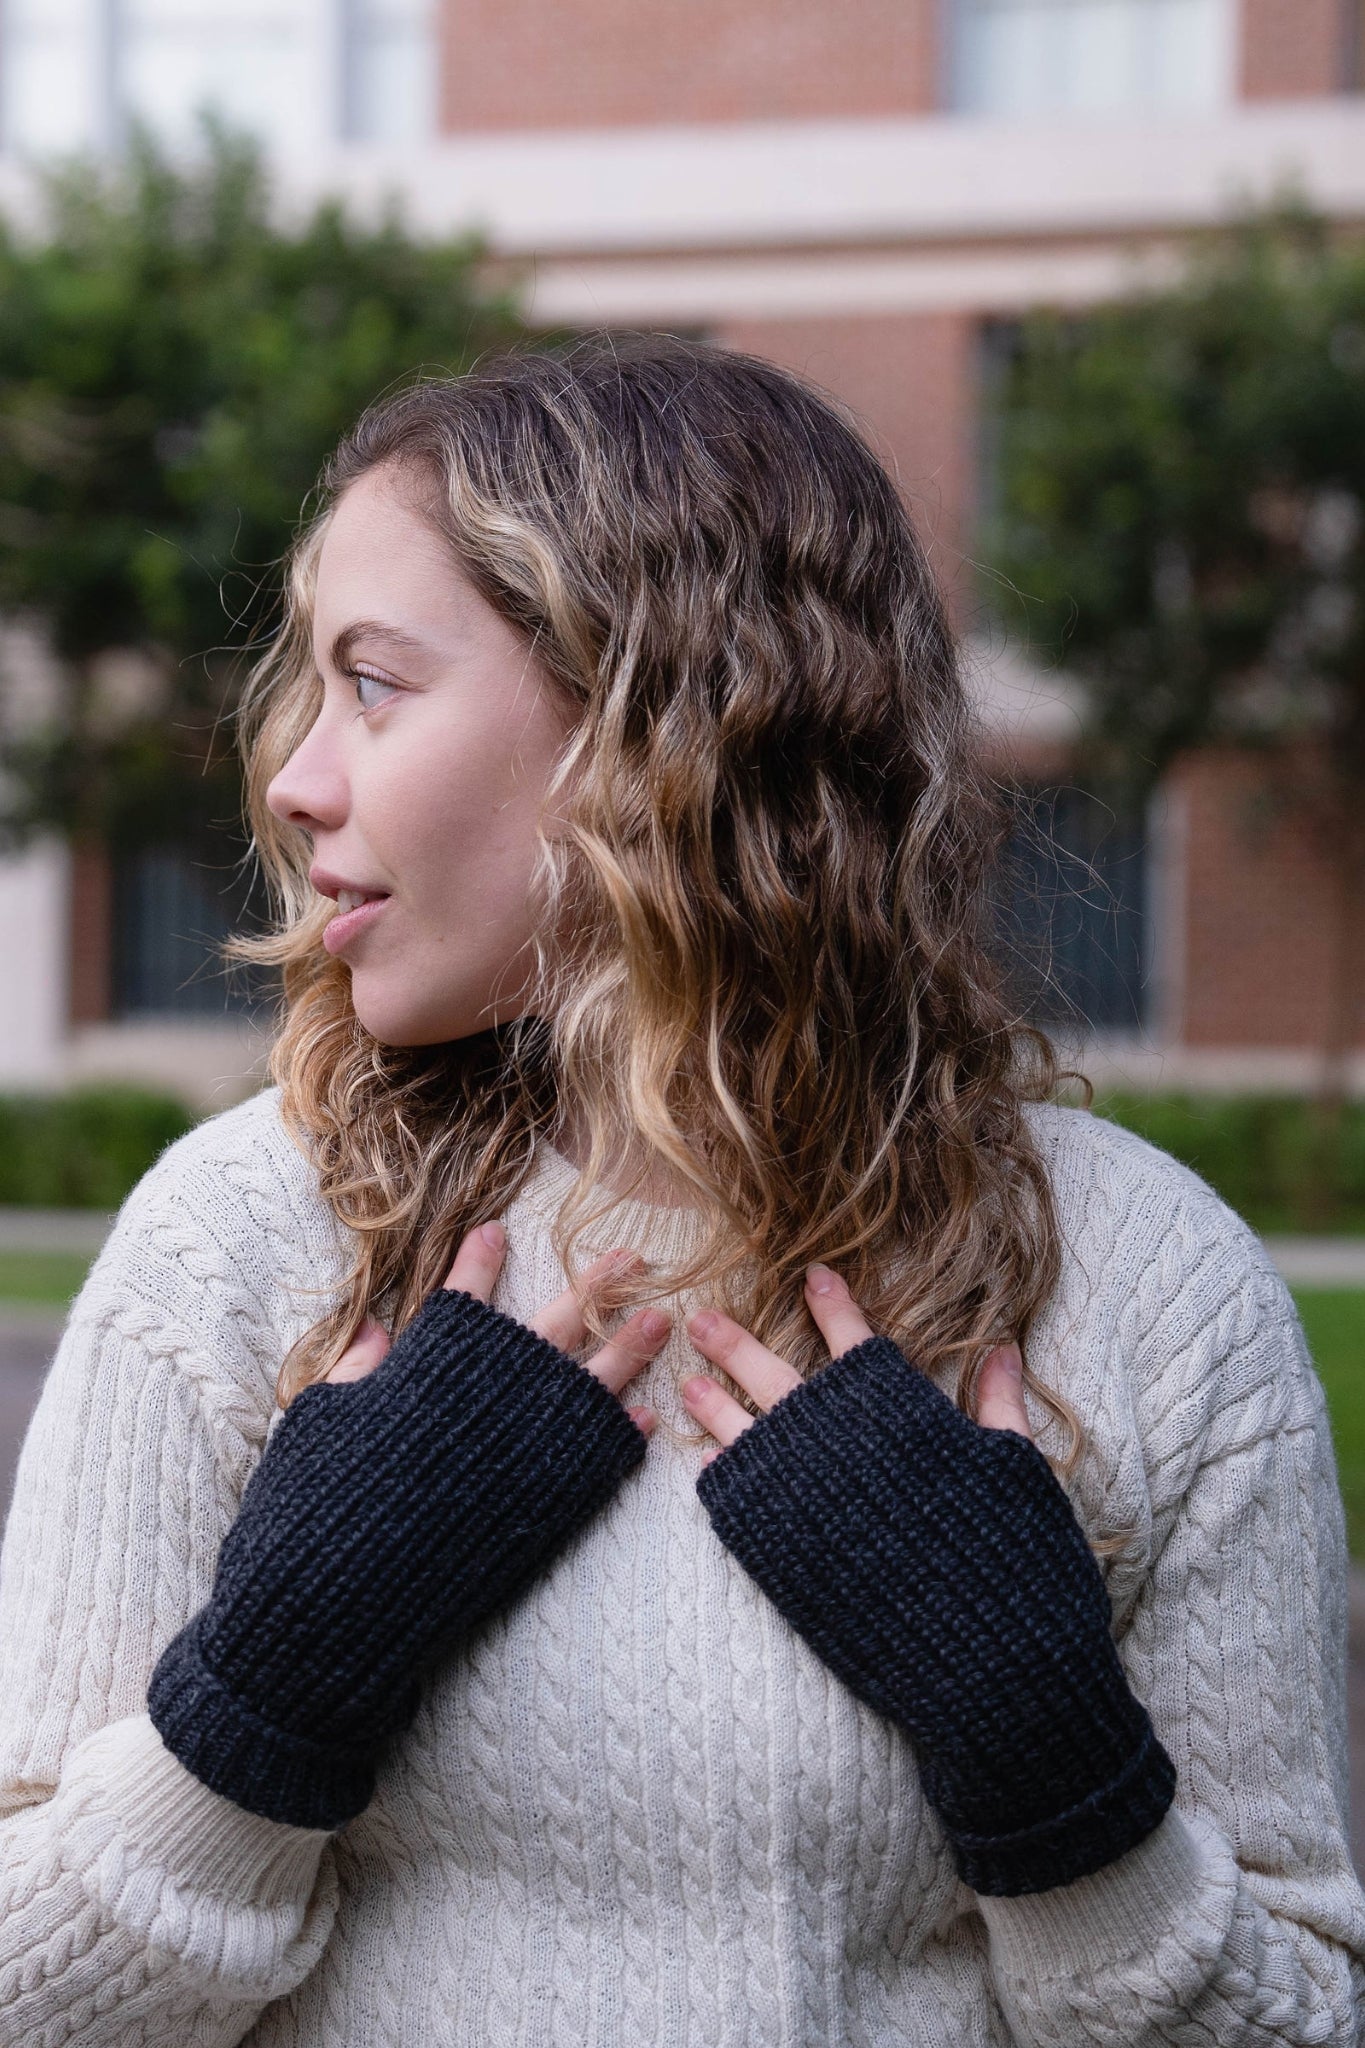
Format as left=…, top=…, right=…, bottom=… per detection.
left=0, top=1209, right=116, bottom=1255
left=0, top=1309, right=64, bottom=1527
left=3, top=1308, right=1365, bottom=1876
left=1261, top=1238, right=1365, bottom=1286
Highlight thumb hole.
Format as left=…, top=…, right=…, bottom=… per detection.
left=976, top=1343, right=1031, bottom=1440
left=324, top=1317, right=391, bottom=1384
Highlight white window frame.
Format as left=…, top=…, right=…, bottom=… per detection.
left=948, top=0, right=1238, bottom=120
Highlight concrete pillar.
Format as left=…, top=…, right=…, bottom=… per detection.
left=0, top=838, right=69, bottom=1087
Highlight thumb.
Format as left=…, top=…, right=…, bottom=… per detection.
left=324, top=1316, right=391, bottom=1385
left=976, top=1342, right=1032, bottom=1440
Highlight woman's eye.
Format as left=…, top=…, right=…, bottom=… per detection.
left=351, top=667, right=399, bottom=712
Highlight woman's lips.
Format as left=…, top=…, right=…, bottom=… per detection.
left=322, top=893, right=390, bottom=956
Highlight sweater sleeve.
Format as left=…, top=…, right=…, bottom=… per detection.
left=975, top=1256, right=1365, bottom=2045
left=0, top=1202, right=341, bottom=2042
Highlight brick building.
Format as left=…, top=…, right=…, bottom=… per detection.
left=0, top=0, right=1362, bottom=1103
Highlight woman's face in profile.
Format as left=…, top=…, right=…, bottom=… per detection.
left=265, top=462, right=576, bottom=1046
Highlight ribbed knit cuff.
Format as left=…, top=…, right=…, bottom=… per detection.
left=148, top=1614, right=383, bottom=1831
left=940, top=1716, right=1178, bottom=1896
left=977, top=1804, right=1219, bottom=1981
left=62, top=1714, right=331, bottom=1905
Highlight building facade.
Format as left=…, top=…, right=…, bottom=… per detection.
left=0, top=0, right=1362, bottom=1103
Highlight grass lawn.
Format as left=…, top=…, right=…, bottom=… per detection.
left=1, top=1256, right=1364, bottom=1556
left=0, top=1250, right=95, bottom=1305
left=1292, top=1290, right=1365, bottom=1563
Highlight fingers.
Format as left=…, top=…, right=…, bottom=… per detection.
left=683, top=1255, right=874, bottom=1417
left=681, top=1366, right=759, bottom=1450
left=324, top=1317, right=391, bottom=1384
left=802, top=1264, right=875, bottom=1357
left=681, top=1265, right=872, bottom=1442
left=443, top=1222, right=661, bottom=1411
left=975, top=1343, right=1032, bottom=1439
left=527, top=1247, right=646, bottom=1353
left=682, top=1307, right=802, bottom=1413
left=443, top=1219, right=508, bottom=1301
left=584, top=1306, right=673, bottom=1396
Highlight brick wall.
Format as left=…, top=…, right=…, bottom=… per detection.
left=1169, top=748, right=1365, bottom=1050
left=1240, top=0, right=1352, bottom=98
left=67, top=840, right=111, bottom=1026
left=711, top=310, right=979, bottom=607
left=439, top=0, right=940, bottom=133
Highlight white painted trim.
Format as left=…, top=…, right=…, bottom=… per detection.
left=511, top=239, right=1189, bottom=324
left=272, top=98, right=1365, bottom=254
left=0, top=839, right=69, bottom=1088
left=0, top=99, right=1357, bottom=254
left=65, top=1019, right=272, bottom=1110
left=1052, top=1033, right=1365, bottom=1097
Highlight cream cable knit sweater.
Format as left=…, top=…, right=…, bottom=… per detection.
left=1, top=1086, right=1363, bottom=2046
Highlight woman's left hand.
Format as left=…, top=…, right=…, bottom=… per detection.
left=683, top=1262, right=1177, bottom=1898
left=681, top=1262, right=1031, bottom=1462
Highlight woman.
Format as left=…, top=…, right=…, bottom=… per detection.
left=0, top=331, right=1361, bottom=2046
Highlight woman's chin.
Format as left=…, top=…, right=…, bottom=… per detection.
left=350, top=981, right=497, bottom=1049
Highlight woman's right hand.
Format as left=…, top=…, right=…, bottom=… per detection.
left=325, top=1221, right=669, bottom=1437
left=150, top=1223, right=664, bottom=1832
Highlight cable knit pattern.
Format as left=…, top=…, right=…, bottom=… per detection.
left=0, top=1085, right=1363, bottom=2044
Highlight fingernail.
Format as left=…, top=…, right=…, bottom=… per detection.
left=641, top=1310, right=670, bottom=1341
left=682, top=1376, right=710, bottom=1401
left=688, top=1309, right=718, bottom=1338
left=481, top=1221, right=505, bottom=1250
left=806, top=1263, right=838, bottom=1295
left=991, top=1343, right=1023, bottom=1377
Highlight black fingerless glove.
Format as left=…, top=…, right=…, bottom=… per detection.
left=695, top=1334, right=1176, bottom=1897
left=148, top=1286, right=646, bottom=1830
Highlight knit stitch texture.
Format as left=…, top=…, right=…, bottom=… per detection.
left=695, top=1331, right=1177, bottom=1894
left=1, top=1085, right=1363, bottom=2045
left=148, top=1285, right=647, bottom=1829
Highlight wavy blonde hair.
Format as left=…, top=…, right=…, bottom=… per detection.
left=236, top=331, right=1104, bottom=1521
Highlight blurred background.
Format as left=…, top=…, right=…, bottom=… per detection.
left=1, top=0, right=1365, bottom=1843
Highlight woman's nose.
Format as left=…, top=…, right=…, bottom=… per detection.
left=265, top=726, right=348, bottom=835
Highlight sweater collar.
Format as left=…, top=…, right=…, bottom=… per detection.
left=519, top=1132, right=716, bottom=1270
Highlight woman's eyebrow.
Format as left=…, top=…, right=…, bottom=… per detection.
left=326, top=620, right=433, bottom=670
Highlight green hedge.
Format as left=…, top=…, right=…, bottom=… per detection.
left=2, top=1083, right=1365, bottom=1233
left=1094, top=1093, right=1365, bottom=1235
left=0, top=1086, right=195, bottom=1209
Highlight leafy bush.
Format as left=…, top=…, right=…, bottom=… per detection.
left=0, top=1086, right=195, bottom=1208
left=4, top=1083, right=1365, bottom=1231
left=1094, top=1092, right=1365, bottom=1234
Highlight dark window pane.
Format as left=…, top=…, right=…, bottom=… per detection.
left=991, top=785, right=1148, bottom=1032
left=111, top=841, right=272, bottom=1019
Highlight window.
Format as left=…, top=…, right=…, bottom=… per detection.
left=0, top=0, right=108, bottom=158
left=952, top=0, right=1235, bottom=118
left=991, top=785, right=1149, bottom=1033
left=0, top=0, right=437, bottom=160
left=341, top=0, right=437, bottom=143
left=111, top=841, right=272, bottom=1020
left=117, top=1, right=323, bottom=157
